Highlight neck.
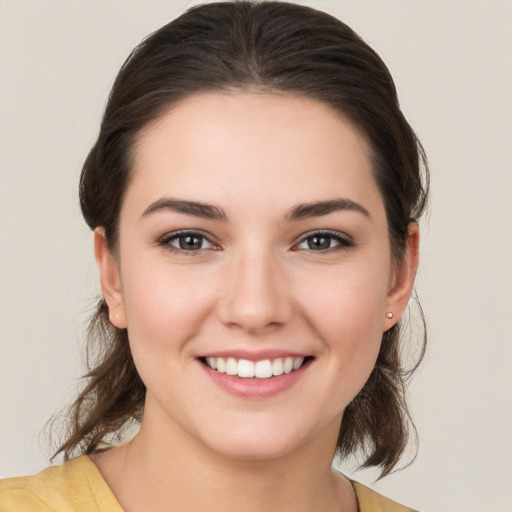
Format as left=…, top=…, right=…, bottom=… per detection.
left=92, top=402, right=356, bottom=512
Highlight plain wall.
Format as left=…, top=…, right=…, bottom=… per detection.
left=1, top=1, right=511, bottom=511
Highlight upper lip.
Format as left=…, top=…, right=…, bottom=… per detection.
left=197, top=349, right=310, bottom=361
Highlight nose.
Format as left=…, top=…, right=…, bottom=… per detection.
left=216, top=247, right=294, bottom=334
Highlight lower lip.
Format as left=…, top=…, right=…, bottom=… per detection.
left=199, top=359, right=311, bottom=399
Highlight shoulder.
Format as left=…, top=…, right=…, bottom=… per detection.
left=0, top=455, right=123, bottom=512
left=352, top=481, right=419, bottom=512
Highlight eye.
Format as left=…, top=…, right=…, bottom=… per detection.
left=295, top=231, right=353, bottom=252
left=160, top=230, right=217, bottom=253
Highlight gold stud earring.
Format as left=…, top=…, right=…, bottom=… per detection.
left=385, top=312, right=394, bottom=319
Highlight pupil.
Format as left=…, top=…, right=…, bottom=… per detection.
left=180, top=235, right=202, bottom=250
left=309, top=236, right=330, bottom=249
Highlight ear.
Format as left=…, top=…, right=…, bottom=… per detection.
left=383, top=222, right=420, bottom=330
left=94, top=227, right=127, bottom=329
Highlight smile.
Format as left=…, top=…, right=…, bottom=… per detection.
left=204, top=356, right=307, bottom=379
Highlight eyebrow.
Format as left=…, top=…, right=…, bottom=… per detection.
left=286, top=198, right=370, bottom=220
left=141, top=197, right=370, bottom=222
left=141, top=198, right=228, bottom=221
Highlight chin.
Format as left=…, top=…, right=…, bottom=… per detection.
left=210, top=438, right=300, bottom=461
left=197, top=418, right=327, bottom=462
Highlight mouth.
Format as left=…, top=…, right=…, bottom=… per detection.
left=200, top=356, right=313, bottom=379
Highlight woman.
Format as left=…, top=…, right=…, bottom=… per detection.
left=0, top=2, right=427, bottom=511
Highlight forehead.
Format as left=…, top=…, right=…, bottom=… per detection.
left=125, top=92, right=385, bottom=223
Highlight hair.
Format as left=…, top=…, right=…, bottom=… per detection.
left=54, top=0, right=429, bottom=477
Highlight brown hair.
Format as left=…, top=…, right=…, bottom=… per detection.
left=55, top=1, right=428, bottom=476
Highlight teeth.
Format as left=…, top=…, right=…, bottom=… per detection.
left=293, top=357, right=304, bottom=370
left=225, top=357, right=238, bottom=375
left=216, top=358, right=226, bottom=373
left=237, top=359, right=255, bottom=378
left=272, top=358, right=283, bottom=376
left=255, top=360, right=273, bottom=379
left=205, top=356, right=306, bottom=379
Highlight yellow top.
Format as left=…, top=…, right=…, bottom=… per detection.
left=0, top=455, right=417, bottom=511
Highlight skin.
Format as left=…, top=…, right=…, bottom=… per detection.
left=92, top=92, right=419, bottom=512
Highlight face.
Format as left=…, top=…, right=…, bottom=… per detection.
left=96, top=92, right=416, bottom=460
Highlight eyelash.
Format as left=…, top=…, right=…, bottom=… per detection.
left=158, top=229, right=354, bottom=254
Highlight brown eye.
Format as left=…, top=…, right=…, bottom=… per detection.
left=296, top=231, right=353, bottom=252
left=307, top=235, right=333, bottom=250
left=161, top=231, right=215, bottom=252
left=177, top=234, right=204, bottom=250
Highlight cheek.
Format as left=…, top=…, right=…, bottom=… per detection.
left=297, top=259, right=389, bottom=379
left=119, top=262, right=220, bottom=402
left=300, top=260, right=389, bottom=335
left=120, top=258, right=218, bottom=354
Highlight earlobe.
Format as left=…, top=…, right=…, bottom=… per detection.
left=383, top=222, right=420, bottom=329
left=94, top=228, right=127, bottom=329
